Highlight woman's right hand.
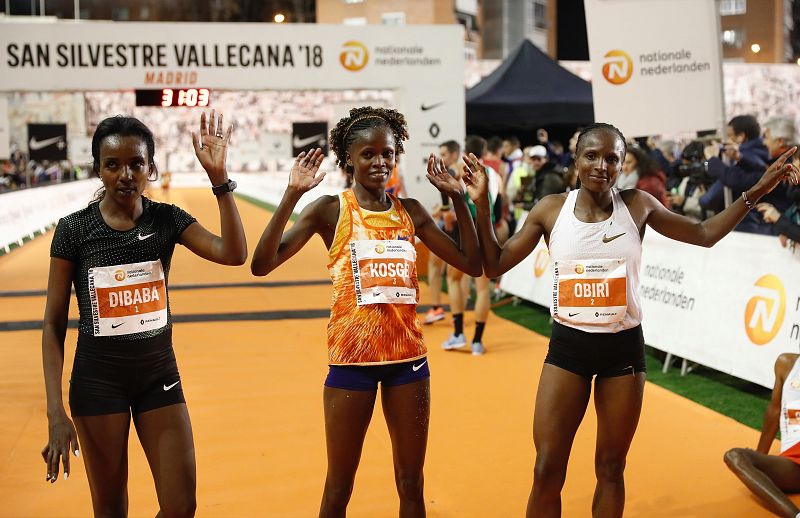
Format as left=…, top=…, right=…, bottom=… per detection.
left=41, top=413, right=79, bottom=483
left=287, top=148, right=325, bottom=194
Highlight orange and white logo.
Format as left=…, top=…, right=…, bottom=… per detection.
left=574, top=264, right=585, bottom=275
left=534, top=248, right=550, bottom=278
left=114, top=270, right=126, bottom=282
left=374, top=244, right=386, bottom=254
left=340, top=41, right=369, bottom=72
left=602, top=50, right=633, bottom=85
left=744, top=274, right=786, bottom=345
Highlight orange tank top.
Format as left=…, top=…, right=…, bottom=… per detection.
left=326, top=190, right=426, bottom=365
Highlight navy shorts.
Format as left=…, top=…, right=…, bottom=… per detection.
left=325, top=357, right=431, bottom=391
left=69, top=328, right=185, bottom=417
left=544, top=322, right=646, bottom=379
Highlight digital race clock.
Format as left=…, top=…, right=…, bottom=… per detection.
left=134, top=88, right=211, bottom=107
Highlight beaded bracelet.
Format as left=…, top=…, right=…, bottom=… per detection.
left=741, top=190, right=755, bottom=210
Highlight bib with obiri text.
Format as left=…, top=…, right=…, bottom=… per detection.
left=349, top=240, right=416, bottom=306
left=553, top=258, right=627, bottom=325
left=88, top=260, right=168, bottom=336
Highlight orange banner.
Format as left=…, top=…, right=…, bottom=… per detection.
left=558, top=278, right=627, bottom=307
left=96, top=280, right=167, bottom=318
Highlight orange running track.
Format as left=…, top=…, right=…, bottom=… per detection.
left=0, top=188, right=789, bottom=517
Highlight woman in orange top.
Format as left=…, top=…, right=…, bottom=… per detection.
left=251, top=106, right=481, bottom=517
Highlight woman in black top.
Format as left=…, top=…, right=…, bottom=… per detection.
left=41, top=111, right=247, bottom=517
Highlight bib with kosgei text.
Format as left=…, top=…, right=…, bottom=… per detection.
left=350, top=240, right=416, bottom=306
left=553, top=258, right=627, bottom=325
left=88, top=260, right=168, bottom=336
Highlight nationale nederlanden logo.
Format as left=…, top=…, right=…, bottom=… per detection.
left=744, top=274, right=786, bottom=345
left=114, top=269, right=126, bottom=282
left=374, top=244, right=385, bottom=254
left=340, top=41, right=369, bottom=71
left=574, top=264, right=585, bottom=275
left=602, top=50, right=633, bottom=85
left=534, top=248, right=550, bottom=278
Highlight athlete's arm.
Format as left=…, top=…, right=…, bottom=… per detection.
left=404, top=155, right=481, bottom=277
left=463, top=153, right=553, bottom=277
left=757, top=354, right=795, bottom=454
left=41, top=257, right=80, bottom=483
left=643, top=147, right=799, bottom=247
left=182, top=110, right=248, bottom=265
left=251, top=149, right=328, bottom=276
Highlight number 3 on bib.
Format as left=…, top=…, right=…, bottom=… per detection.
left=350, top=240, right=417, bottom=306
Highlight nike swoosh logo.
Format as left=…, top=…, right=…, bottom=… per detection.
left=568, top=312, right=580, bottom=317
left=29, top=136, right=65, bottom=151
left=163, top=381, right=180, bottom=391
left=138, top=232, right=155, bottom=241
left=292, top=133, right=326, bottom=148
left=602, top=232, right=626, bottom=243
left=412, top=360, right=427, bottom=372
left=111, top=322, right=124, bottom=329
left=421, top=101, right=444, bottom=111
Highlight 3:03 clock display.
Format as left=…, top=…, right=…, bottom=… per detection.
left=134, top=88, right=211, bottom=107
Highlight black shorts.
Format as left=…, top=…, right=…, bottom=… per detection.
left=544, top=322, right=646, bottom=379
left=325, top=357, right=430, bottom=391
left=69, top=328, right=184, bottom=417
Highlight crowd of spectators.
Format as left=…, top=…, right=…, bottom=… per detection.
left=1, top=147, right=87, bottom=193
left=469, top=114, right=799, bottom=248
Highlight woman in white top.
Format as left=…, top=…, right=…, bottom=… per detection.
left=463, top=122, right=798, bottom=518
left=725, top=353, right=800, bottom=518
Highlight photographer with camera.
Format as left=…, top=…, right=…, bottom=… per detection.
left=699, top=115, right=793, bottom=234
left=667, top=141, right=715, bottom=221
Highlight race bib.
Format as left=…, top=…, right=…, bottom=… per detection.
left=786, top=399, right=800, bottom=429
left=553, top=258, right=627, bottom=325
left=350, top=240, right=417, bottom=305
left=88, top=260, right=168, bottom=336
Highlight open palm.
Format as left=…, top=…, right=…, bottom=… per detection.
left=288, top=148, right=326, bottom=193
left=426, top=154, right=462, bottom=197
left=192, top=110, right=232, bottom=185
left=462, top=152, right=488, bottom=201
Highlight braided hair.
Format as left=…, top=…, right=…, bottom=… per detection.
left=575, top=122, right=626, bottom=158
left=329, top=106, right=409, bottom=176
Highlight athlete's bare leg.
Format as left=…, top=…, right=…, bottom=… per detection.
left=74, top=413, right=132, bottom=517
left=725, top=448, right=800, bottom=517
left=528, top=364, right=592, bottom=518
left=382, top=378, right=431, bottom=518
left=592, top=372, right=645, bottom=518
left=428, top=254, right=444, bottom=307
left=133, top=404, right=197, bottom=518
left=446, top=267, right=465, bottom=317
left=473, top=275, right=490, bottom=322
left=319, top=387, right=377, bottom=518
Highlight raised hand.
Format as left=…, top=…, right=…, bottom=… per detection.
left=461, top=152, right=488, bottom=202
left=192, top=110, right=232, bottom=186
left=754, top=146, right=800, bottom=198
left=41, top=415, right=79, bottom=483
left=425, top=154, right=463, bottom=197
left=288, top=148, right=325, bottom=193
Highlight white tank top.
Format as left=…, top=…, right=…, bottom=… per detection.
left=549, top=188, right=643, bottom=333
left=781, top=356, right=800, bottom=453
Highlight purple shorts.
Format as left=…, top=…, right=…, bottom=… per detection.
left=325, top=357, right=430, bottom=391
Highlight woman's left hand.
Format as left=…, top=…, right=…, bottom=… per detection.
left=426, top=154, right=463, bottom=197
left=752, top=146, right=799, bottom=199
left=192, top=110, right=232, bottom=186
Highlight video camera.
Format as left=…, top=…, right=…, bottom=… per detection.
left=675, top=140, right=715, bottom=187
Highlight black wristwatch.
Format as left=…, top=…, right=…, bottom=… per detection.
left=212, top=179, right=237, bottom=196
